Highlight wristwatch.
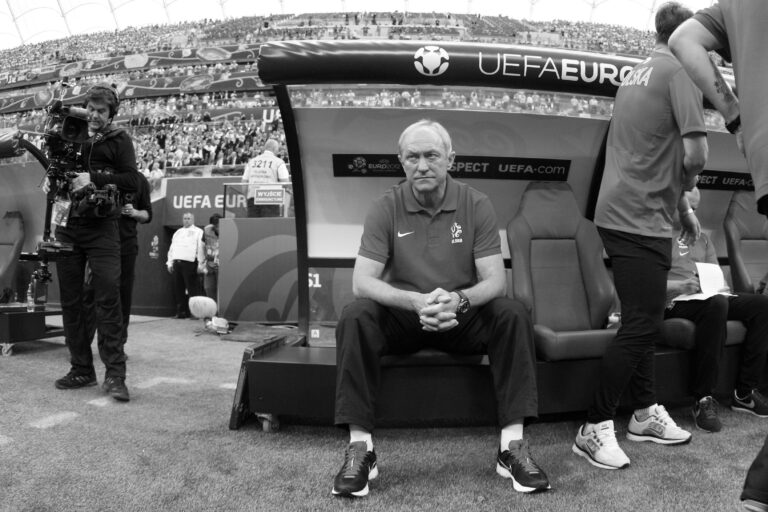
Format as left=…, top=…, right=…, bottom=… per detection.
left=454, top=290, right=470, bottom=315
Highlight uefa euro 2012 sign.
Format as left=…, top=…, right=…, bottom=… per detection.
left=256, top=40, right=647, bottom=98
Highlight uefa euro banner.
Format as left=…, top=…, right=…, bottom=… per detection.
left=257, top=40, right=644, bottom=97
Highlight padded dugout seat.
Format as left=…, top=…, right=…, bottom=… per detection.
left=507, top=182, right=617, bottom=361
left=0, top=211, right=24, bottom=301
left=724, top=190, right=768, bottom=293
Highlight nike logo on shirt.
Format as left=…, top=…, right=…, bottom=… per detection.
left=397, top=231, right=414, bottom=238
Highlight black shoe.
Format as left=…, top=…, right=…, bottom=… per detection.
left=175, top=312, right=189, bottom=319
left=692, top=396, right=722, bottom=432
left=55, top=371, right=97, bottom=390
left=732, top=389, right=768, bottom=417
left=496, top=439, right=551, bottom=493
left=103, top=376, right=130, bottom=402
left=332, top=441, right=378, bottom=497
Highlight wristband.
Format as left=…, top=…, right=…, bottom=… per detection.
left=726, top=115, right=741, bottom=134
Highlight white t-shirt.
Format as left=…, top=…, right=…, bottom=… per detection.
left=241, top=150, right=290, bottom=200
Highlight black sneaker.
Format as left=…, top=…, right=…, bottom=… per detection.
left=732, top=389, right=768, bottom=417
left=331, top=441, right=378, bottom=498
left=103, top=376, right=130, bottom=402
left=692, top=396, right=722, bottom=432
left=55, top=371, right=97, bottom=390
left=496, top=439, right=551, bottom=493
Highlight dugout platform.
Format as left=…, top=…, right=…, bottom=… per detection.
left=230, top=40, right=766, bottom=431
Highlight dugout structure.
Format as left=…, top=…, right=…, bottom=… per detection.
left=231, top=40, right=754, bottom=430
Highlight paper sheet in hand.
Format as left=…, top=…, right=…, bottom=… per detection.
left=673, top=262, right=735, bottom=302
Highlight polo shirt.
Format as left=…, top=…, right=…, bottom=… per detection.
left=695, top=2, right=768, bottom=202
left=358, top=176, right=501, bottom=293
left=594, top=47, right=706, bottom=238
left=668, top=232, right=718, bottom=282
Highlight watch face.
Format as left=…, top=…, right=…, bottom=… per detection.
left=457, top=298, right=470, bottom=314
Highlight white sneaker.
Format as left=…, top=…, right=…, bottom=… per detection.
left=572, top=420, right=630, bottom=470
left=627, top=404, right=692, bottom=445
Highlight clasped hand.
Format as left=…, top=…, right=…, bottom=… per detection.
left=416, top=288, right=458, bottom=332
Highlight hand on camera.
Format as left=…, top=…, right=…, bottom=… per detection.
left=121, top=203, right=135, bottom=217
left=71, top=172, right=92, bottom=192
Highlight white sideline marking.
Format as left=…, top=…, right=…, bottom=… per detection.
left=87, top=397, right=112, bottom=407
left=30, top=412, right=79, bottom=429
left=219, top=383, right=237, bottom=390
left=134, top=377, right=194, bottom=389
left=0, top=435, right=12, bottom=446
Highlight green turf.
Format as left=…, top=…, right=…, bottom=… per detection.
left=0, top=316, right=763, bottom=511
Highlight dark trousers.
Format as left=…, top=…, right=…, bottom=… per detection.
left=743, top=433, right=768, bottom=504
left=55, top=220, right=125, bottom=379
left=84, top=250, right=138, bottom=346
left=588, top=228, right=671, bottom=423
left=203, top=269, right=218, bottom=302
left=334, top=297, right=539, bottom=432
left=665, top=293, right=768, bottom=397
left=173, top=259, right=202, bottom=315
left=247, top=199, right=280, bottom=218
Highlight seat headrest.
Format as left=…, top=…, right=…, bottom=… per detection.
left=515, top=182, right=582, bottom=238
left=726, top=191, right=768, bottom=239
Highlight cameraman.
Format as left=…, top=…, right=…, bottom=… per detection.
left=54, top=84, right=140, bottom=402
left=83, top=172, right=152, bottom=351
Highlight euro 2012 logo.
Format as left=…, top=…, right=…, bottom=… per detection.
left=349, top=156, right=368, bottom=174
left=414, top=46, right=449, bottom=77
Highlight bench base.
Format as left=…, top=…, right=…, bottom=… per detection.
left=231, top=343, right=751, bottom=429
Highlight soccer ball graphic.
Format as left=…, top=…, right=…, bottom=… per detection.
left=414, top=46, right=449, bottom=76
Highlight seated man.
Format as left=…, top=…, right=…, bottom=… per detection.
left=665, top=188, right=768, bottom=433
left=332, top=120, right=549, bottom=498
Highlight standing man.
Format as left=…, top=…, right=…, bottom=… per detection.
left=241, top=138, right=290, bottom=218
left=332, top=120, right=549, bottom=498
left=669, top=1, right=768, bottom=220
left=573, top=2, right=708, bottom=470
left=166, top=212, right=204, bottom=319
left=53, top=83, right=140, bottom=402
left=670, top=4, right=768, bottom=508
left=83, top=171, right=153, bottom=351
left=201, top=213, right=221, bottom=301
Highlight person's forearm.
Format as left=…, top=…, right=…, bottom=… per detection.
left=135, top=210, right=150, bottom=223
left=672, top=38, right=739, bottom=123
left=353, top=274, right=418, bottom=311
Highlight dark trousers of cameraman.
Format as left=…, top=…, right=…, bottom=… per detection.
left=84, top=250, right=138, bottom=345
left=56, top=219, right=125, bottom=379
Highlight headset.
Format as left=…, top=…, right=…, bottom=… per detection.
left=84, top=83, right=120, bottom=118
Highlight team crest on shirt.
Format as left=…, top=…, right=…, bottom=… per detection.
left=451, top=222, right=463, bottom=244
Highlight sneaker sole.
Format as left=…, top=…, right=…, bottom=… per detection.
left=495, top=463, right=551, bottom=492
left=731, top=405, right=768, bottom=418
left=55, top=380, right=97, bottom=390
left=331, top=466, right=378, bottom=498
left=626, top=432, right=691, bottom=445
left=571, top=443, right=629, bottom=470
